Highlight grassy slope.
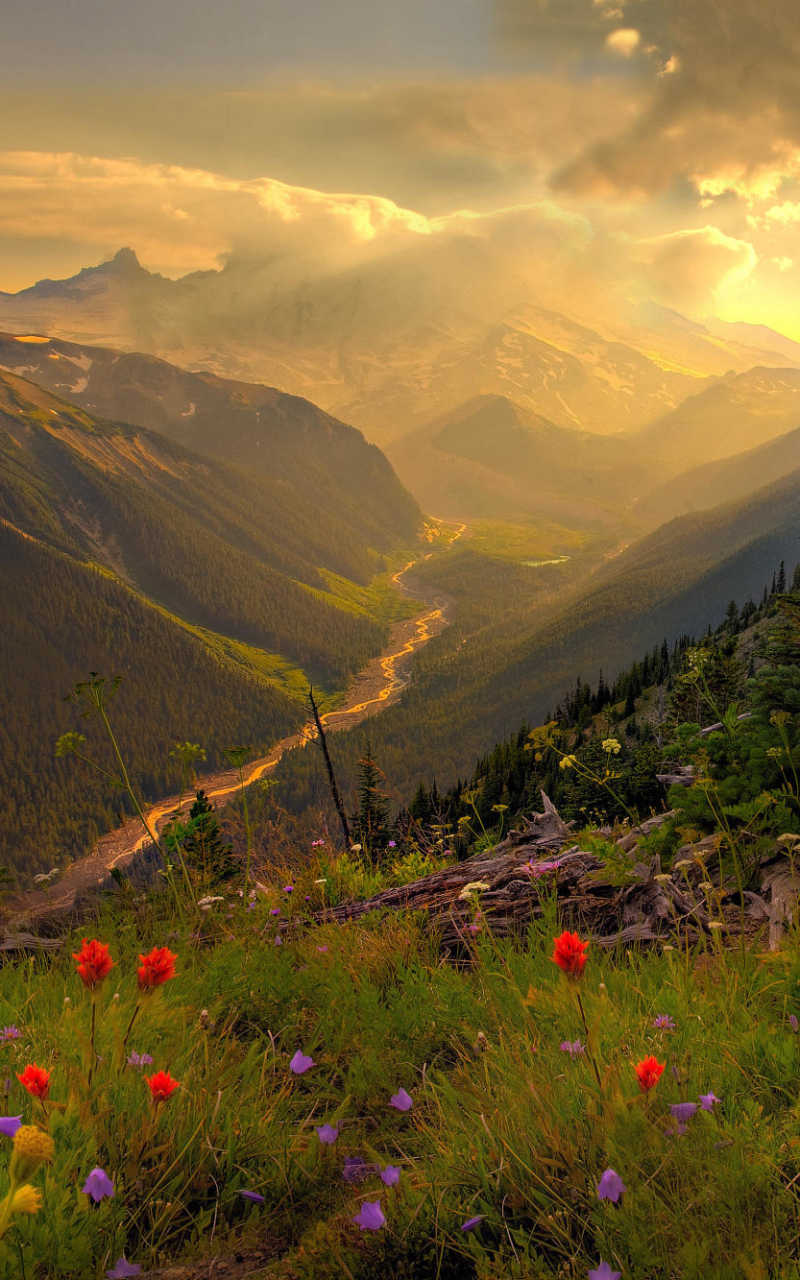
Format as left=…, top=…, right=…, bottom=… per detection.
left=2, top=874, right=800, bottom=1279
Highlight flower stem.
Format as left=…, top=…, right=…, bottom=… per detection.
left=576, top=990, right=603, bottom=1090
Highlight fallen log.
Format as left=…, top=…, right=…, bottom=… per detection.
left=316, top=798, right=790, bottom=950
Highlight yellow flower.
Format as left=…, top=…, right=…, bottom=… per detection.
left=11, top=1185, right=41, bottom=1215
left=559, top=755, right=578, bottom=771
left=458, top=880, right=491, bottom=900
left=10, top=1126, right=54, bottom=1183
left=602, top=738, right=622, bottom=755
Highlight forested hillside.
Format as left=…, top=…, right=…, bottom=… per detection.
left=262, top=472, right=800, bottom=827
left=0, top=523, right=302, bottom=877
left=0, top=332, right=422, bottom=551
left=0, top=371, right=424, bottom=880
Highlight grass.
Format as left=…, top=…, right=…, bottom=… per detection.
left=3, top=845, right=800, bottom=1279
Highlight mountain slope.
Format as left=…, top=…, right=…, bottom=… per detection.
left=0, top=371, right=408, bottom=682
left=387, top=393, right=660, bottom=527
left=632, top=424, right=800, bottom=530
left=0, top=331, right=422, bottom=553
left=638, top=367, right=800, bottom=467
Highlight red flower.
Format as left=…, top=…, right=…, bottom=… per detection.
left=72, top=938, right=114, bottom=988
left=17, top=1064, right=51, bottom=1099
left=137, top=946, right=178, bottom=992
left=634, top=1055, right=665, bottom=1092
left=551, top=931, right=589, bottom=978
left=145, top=1070, right=180, bottom=1102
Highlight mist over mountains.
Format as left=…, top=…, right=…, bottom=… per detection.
left=3, top=245, right=800, bottom=446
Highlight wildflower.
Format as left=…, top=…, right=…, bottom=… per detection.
left=559, top=754, right=578, bottom=770
left=314, top=878, right=327, bottom=883
left=283, top=885, right=294, bottom=894
left=653, top=873, right=671, bottom=884
left=699, top=1092, right=721, bottom=1111
left=560, top=1040, right=585, bottom=1057
left=9, top=1126, right=54, bottom=1182
left=634, top=1055, right=665, bottom=1092
left=10, top=1185, right=41, bottom=1215
left=350, top=844, right=363, bottom=853
left=389, top=1087, right=413, bottom=1111
left=388, top=840, right=397, bottom=849
left=665, top=1121, right=689, bottom=1137
left=381, top=1165, right=400, bottom=1185
left=602, top=739, right=622, bottom=755
left=458, top=881, right=491, bottom=900
left=790, top=1015, right=799, bottom=1033
left=270, top=908, right=281, bottom=916
left=290, top=1050, right=314, bottom=1074
left=145, top=1070, right=180, bottom=1102
left=137, top=946, right=178, bottom=991
left=588, top=1264, right=622, bottom=1280
left=82, top=1167, right=115, bottom=1202
left=0, top=1116, right=21, bottom=1137
left=0, top=1026, right=20, bottom=1043
left=17, top=1064, right=50, bottom=1099
left=353, top=1200, right=385, bottom=1231
left=551, top=931, right=589, bottom=978
left=304, top=895, right=310, bottom=901
left=106, top=1259, right=141, bottom=1278
left=670, top=1102, right=697, bottom=1123
left=466, top=924, right=482, bottom=935
left=239, top=1189, right=265, bottom=1204
left=274, top=936, right=283, bottom=946
left=317, top=945, right=329, bottom=953
left=126, top=1051, right=153, bottom=1069
left=596, top=1169, right=626, bottom=1203
left=197, top=896, right=224, bottom=910
left=311, top=839, right=325, bottom=848
left=707, top=922, right=725, bottom=931
left=699, top=881, right=714, bottom=892
left=653, top=1015, right=676, bottom=1031
left=316, top=1124, right=339, bottom=1145
left=520, top=859, right=561, bottom=877
left=461, top=1215, right=483, bottom=1232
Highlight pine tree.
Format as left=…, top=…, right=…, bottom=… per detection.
left=354, top=742, right=391, bottom=862
left=181, top=790, right=235, bottom=884
left=778, top=561, right=787, bottom=594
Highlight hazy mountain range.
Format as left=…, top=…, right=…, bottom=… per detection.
left=3, top=247, right=800, bottom=444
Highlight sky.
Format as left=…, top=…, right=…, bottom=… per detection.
left=3, top=0, right=800, bottom=336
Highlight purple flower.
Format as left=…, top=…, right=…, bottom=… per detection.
left=560, top=1039, right=585, bottom=1057
left=239, top=1189, right=265, bottom=1204
left=290, top=1050, right=314, bottom=1075
left=105, top=1259, right=141, bottom=1279
left=466, top=924, right=482, bottom=935
left=270, top=908, right=281, bottom=917
left=126, top=1051, right=153, bottom=1069
left=381, top=1164, right=400, bottom=1185
left=0, top=1026, right=20, bottom=1043
left=596, top=1169, right=626, bottom=1203
left=388, top=841, right=397, bottom=849
left=389, top=1087, right=413, bottom=1112
left=461, top=1215, right=483, bottom=1232
left=82, top=1167, right=115, bottom=1202
left=274, top=936, right=283, bottom=946
left=317, top=945, right=329, bottom=953
left=316, top=1124, right=339, bottom=1145
left=588, top=1264, right=622, bottom=1280
left=699, top=1091, right=721, bottom=1111
left=653, top=1015, right=676, bottom=1031
left=670, top=1102, right=698, bottom=1123
left=304, top=895, right=310, bottom=901
left=790, top=1014, right=799, bottom=1033
left=353, top=1200, right=385, bottom=1231
left=283, top=885, right=294, bottom=894
left=311, top=839, right=325, bottom=847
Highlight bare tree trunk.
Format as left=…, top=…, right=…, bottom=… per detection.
left=308, top=687, right=352, bottom=848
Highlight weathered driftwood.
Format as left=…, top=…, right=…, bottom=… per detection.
left=656, top=765, right=696, bottom=788
left=317, top=797, right=800, bottom=951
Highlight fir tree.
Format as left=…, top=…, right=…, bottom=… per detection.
left=181, top=790, right=235, bottom=883
left=354, top=742, right=391, bottom=862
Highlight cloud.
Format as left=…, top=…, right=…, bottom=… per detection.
left=605, top=28, right=641, bottom=56
left=631, top=225, right=759, bottom=307
left=552, top=0, right=800, bottom=205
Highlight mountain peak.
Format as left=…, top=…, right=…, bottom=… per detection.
left=104, top=247, right=143, bottom=273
